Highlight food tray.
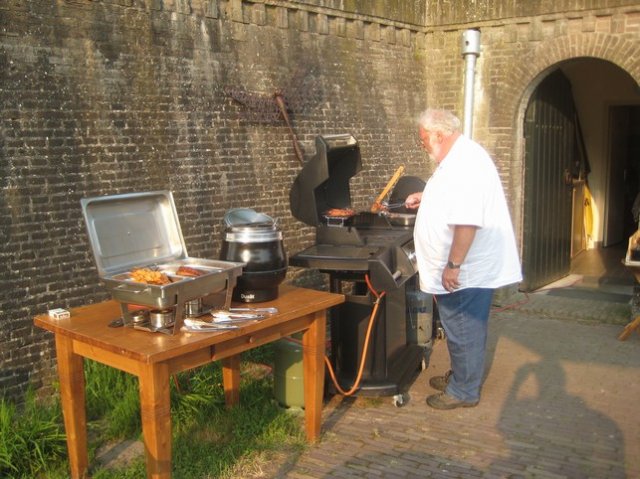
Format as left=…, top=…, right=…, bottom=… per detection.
left=382, top=212, right=416, bottom=227
left=323, top=215, right=351, bottom=227
left=81, top=191, right=244, bottom=334
left=102, top=259, right=243, bottom=310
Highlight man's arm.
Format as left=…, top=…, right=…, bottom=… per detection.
left=442, top=225, right=478, bottom=292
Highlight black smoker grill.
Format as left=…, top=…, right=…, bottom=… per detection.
left=289, top=134, right=426, bottom=403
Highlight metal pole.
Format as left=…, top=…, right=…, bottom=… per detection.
left=461, top=29, right=481, bottom=138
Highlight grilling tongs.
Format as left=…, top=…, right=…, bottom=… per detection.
left=381, top=201, right=406, bottom=210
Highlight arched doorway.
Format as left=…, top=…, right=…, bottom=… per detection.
left=521, top=59, right=640, bottom=291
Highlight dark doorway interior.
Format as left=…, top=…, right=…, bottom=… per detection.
left=607, top=105, right=640, bottom=242
left=605, top=105, right=640, bottom=246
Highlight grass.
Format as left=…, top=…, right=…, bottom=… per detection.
left=0, top=344, right=307, bottom=478
left=0, top=390, right=67, bottom=478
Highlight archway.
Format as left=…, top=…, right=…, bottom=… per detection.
left=518, top=57, right=639, bottom=290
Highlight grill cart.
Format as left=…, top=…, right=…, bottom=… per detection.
left=289, top=134, right=428, bottom=405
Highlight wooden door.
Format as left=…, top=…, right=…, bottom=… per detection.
left=521, top=70, right=576, bottom=291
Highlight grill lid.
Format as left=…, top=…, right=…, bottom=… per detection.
left=387, top=176, right=426, bottom=215
left=289, top=134, right=362, bottom=227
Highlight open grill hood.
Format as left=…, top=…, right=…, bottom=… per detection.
left=289, top=134, right=361, bottom=227
left=287, top=134, right=417, bottom=291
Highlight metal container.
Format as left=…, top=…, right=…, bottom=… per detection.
left=384, top=212, right=416, bottom=227
left=149, top=309, right=175, bottom=329
left=81, top=191, right=244, bottom=334
left=273, top=334, right=305, bottom=409
left=130, top=309, right=149, bottom=325
left=220, top=210, right=287, bottom=303
left=184, top=298, right=203, bottom=317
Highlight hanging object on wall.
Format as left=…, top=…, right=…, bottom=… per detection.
left=223, top=67, right=323, bottom=165
left=274, top=91, right=304, bottom=165
left=584, top=184, right=594, bottom=243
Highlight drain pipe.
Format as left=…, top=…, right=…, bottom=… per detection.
left=461, top=29, right=481, bottom=138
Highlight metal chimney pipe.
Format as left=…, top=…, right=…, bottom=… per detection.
left=461, top=29, right=481, bottom=138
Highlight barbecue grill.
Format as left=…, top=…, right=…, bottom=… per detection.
left=289, top=134, right=426, bottom=402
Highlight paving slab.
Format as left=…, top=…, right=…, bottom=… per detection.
left=275, top=293, right=640, bottom=479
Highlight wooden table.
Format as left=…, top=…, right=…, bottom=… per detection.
left=34, top=285, right=344, bottom=479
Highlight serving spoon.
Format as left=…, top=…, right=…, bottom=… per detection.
left=211, top=311, right=266, bottom=322
left=229, top=307, right=278, bottom=314
left=183, top=318, right=238, bottom=331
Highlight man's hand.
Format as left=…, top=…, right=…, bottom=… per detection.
left=442, top=266, right=460, bottom=292
left=404, top=192, right=422, bottom=210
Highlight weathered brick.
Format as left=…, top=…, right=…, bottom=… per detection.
left=2, top=0, right=639, bottom=410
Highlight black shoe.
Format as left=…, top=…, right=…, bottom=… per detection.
left=428, top=370, right=452, bottom=392
left=426, top=392, right=479, bottom=410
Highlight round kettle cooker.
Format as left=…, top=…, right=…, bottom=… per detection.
left=220, top=208, right=288, bottom=303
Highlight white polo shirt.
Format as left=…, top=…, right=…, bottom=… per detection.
left=413, top=135, right=522, bottom=294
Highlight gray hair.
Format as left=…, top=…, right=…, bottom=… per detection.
left=417, top=109, right=461, bottom=135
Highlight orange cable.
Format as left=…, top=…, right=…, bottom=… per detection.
left=491, top=292, right=530, bottom=312
left=287, top=275, right=386, bottom=396
left=323, top=275, right=385, bottom=396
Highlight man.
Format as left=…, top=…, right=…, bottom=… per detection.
left=405, top=109, right=522, bottom=410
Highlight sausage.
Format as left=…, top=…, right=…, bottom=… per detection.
left=176, top=265, right=206, bottom=277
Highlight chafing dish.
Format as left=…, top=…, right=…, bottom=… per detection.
left=81, top=191, right=244, bottom=335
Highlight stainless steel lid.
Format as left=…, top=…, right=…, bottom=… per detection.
left=224, top=208, right=275, bottom=228
left=223, top=208, right=281, bottom=243
left=81, top=191, right=187, bottom=276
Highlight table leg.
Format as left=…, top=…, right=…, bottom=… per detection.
left=222, top=355, right=241, bottom=407
left=302, top=310, right=327, bottom=442
left=138, top=362, right=172, bottom=479
left=55, top=335, right=89, bottom=479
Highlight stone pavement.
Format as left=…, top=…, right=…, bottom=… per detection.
left=274, top=291, right=640, bottom=479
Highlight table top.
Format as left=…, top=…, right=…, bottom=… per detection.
left=34, top=285, right=344, bottom=364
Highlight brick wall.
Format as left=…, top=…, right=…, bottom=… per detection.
left=0, top=0, right=430, bottom=400
left=425, top=0, right=640, bottom=25
left=2, top=0, right=640, bottom=402
left=422, top=4, right=640, bottom=241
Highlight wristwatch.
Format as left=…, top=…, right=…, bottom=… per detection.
left=447, top=260, right=461, bottom=269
